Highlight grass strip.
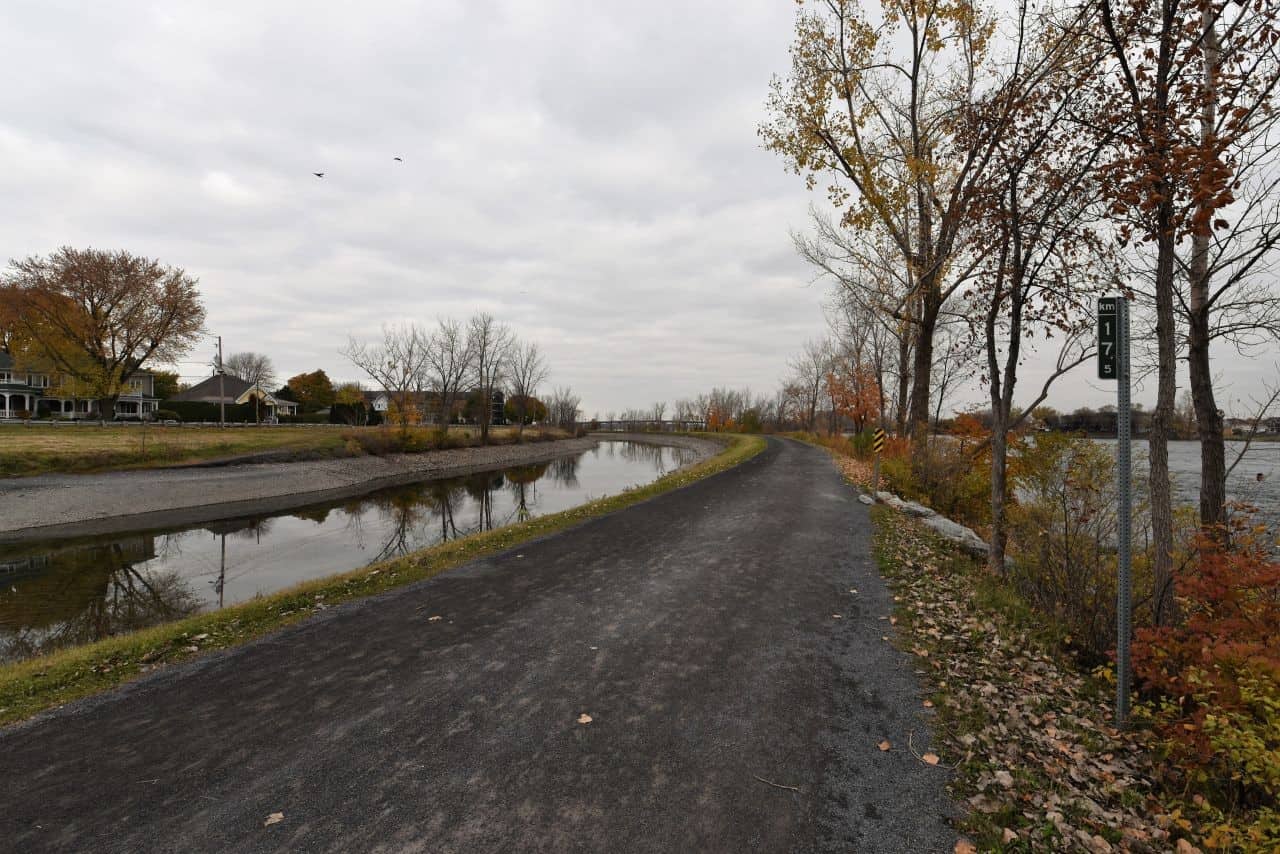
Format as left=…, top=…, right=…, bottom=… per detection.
left=0, top=425, right=570, bottom=478
left=0, top=433, right=765, bottom=728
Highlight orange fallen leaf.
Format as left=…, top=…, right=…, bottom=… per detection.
left=922, top=700, right=934, bottom=708
left=877, top=740, right=891, bottom=751
left=955, top=840, right=977, bottom=854
left=264, top=812, right=284, bottom=827
left=922, top=753, right=940, bottom=765
left=577, top=713, right=593, bottom=725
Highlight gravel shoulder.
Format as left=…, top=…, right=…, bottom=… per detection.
left=0, top=433, right=718, bottom=542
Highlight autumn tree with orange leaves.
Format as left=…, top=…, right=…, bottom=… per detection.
left=825, top=361, right=880, bottom=435
left=1091, top=0, right=1280, bottom=622
left=763, top=0, right=1008, bottom=451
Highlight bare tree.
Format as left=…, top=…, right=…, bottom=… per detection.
left=342, top=324, right=430, bottom=433
left=505, top=339, right=549, bottom=436
left=467, top=313, right=514, bottom=444
left=967, top=1, right=1109, bottom=572
left=422, top=317, right=473, bottom=430
left=547, top=386, right=581, bottom=429
left=788, top=339, right=831, bottom=432
left=223, top=351, right=277, bottom=422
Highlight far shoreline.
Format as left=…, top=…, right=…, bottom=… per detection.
left=0, top=433, right=719, bottom=543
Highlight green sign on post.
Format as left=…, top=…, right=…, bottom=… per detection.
left=1098, top=295, right=1132, bottom=725
left=1098, top=297, right=1119, bottom=379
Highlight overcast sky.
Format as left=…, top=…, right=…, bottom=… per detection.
left=2, top=1, right=1275, bottom=418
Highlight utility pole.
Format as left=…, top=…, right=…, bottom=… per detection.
left=217, top=335, right=226, bottom=429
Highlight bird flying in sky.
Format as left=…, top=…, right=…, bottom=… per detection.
left=393, top=156, right=403, bottom=162
left=313, top=172, right=325, bottom=178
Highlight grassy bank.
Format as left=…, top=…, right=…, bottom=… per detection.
left=0, top=424, right=567, bottom=477
left=0, top=433, right=765, bottom=728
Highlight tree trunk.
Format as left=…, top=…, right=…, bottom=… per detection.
left=908, top=284, right=941, bottom=447
left=1188, top=9, right=1227, bottom=536
left=989, top=422, right=1008, bottom=575
left=1149, top=227, right=1179, bottom=627
left=895, top=328, right=911, bottom=434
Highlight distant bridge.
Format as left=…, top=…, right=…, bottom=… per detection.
left=589, top=420, right=707, bottom=433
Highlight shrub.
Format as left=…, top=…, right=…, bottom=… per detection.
left=161, top=401, right=257, bottom=423
left=880, top=434, right=990, bottom=530
left=847, top=429, right=875, bottom=458
left=1132, top=535, right=1280, bottom=846
left=1003, top=433, right=1137, bottom=660
left=151, top=409, right=181, bottom=422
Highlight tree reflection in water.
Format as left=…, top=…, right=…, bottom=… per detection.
left=0, top=536, right=199, bottom=662
left=505, top=463, right=550, bottom=522
left=547, top=455, right=580, bottom=488
left=615, top=439, right=697, bottom=475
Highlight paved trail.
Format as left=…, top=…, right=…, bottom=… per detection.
left=0, top=438, right=954, bottom=853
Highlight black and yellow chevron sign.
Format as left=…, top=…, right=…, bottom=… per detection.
left=872, top=428, right=887, bottom=454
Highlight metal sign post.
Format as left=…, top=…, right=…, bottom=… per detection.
left=1098, top=296, right=1132, bottom=725
left=871, top=427, right=887, bottom=493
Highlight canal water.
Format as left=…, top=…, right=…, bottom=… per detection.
left=0, top=440, right=700, bottom=663
left=1093, top=438, right=1280, bottom=531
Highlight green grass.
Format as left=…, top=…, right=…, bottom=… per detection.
left=0, top=433, right=765, bottom=727
left=0, top=424, right=566, bottom=477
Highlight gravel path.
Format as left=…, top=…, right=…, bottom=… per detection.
left=0, top=437, right=955, bottom=853
left=0, top=434, right=718, bottom=541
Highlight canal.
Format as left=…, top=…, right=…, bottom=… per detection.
left=0, top=439, right=700, bottom=663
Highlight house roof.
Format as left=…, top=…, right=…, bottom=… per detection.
left=171, top=373, right=252, bottom=403
left=233, top=386, right=298, bottom=409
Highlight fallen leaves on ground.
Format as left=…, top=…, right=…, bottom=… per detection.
left=264, top=812, right=284, bottom=827
left=874, top=514, right=1191, bottom=852
left=878, top=740, right=892, bottom=752
left=577, top=713, right=593, bottom=725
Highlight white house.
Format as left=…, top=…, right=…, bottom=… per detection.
left=0, top=352, right=161, bottom=420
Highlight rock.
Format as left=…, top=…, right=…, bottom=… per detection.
left=858, top=494, right=875, bottom=505
left=921, top=514, right=991, bottom=557
left=899, top=500, right=935, bottom=518
left=875, top=491, right=896, bottom=504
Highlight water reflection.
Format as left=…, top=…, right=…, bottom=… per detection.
left=0, top=538, right=200, bottom=662
left=0, top=440, right=699, bottom=663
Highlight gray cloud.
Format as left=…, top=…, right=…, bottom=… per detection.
left=1, top=0, right=828, bottom=415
